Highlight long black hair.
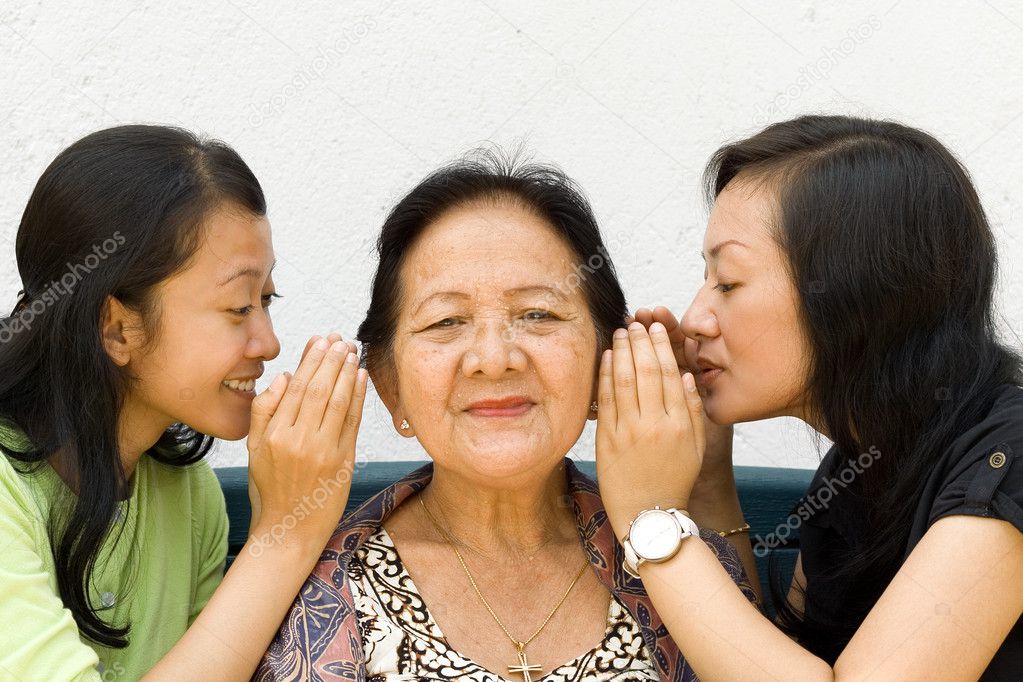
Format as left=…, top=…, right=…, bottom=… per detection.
left=704, top=114, right=1022, bottom=659
left=0, top=125, right=266, bottom=648
left=356, top=147, right=628, bottom=373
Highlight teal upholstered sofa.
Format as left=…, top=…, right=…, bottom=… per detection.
left=214, top=462, right=814, bottom=607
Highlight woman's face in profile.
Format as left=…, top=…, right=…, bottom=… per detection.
left=389, top=201, right=598, bottom=483
left=681, top=179, right=811, bottom=426
left=130, top=202, right=281, bottom=441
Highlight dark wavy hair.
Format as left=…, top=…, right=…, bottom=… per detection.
left=0, top=124, right=266, bottom=648
left=704, top=114, right=1022, bottom=659
left=356, top=148, right=628, bottom=373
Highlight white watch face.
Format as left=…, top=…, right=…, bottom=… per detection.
left=630, top=509, right=681, bottom=561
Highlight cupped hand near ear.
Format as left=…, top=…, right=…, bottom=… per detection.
left=595, top=322, right=706, bottom=540
left=246, top=334, right=368, bottom=549
left=631, top=306, right=734, bottom=478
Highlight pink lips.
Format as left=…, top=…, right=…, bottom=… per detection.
left=695, top=358, right=724, bottom=386
left=465, top=396, right=534, bottom=417
left=696, top=367, right=723, bottom=386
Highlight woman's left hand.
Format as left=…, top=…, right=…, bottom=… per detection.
left=595, top=321, right=707, bottom=540
left=631, top=306, right=735, bottom=479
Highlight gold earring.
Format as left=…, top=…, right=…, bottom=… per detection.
left=400, top=419, right=410, bottom=430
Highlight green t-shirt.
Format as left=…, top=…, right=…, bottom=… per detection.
left=0, top=433, right=228, bottom=681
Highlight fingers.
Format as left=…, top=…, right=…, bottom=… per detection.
left=301, top=334, right=330, bottom=363
left=338, top=368, right=369, bottom=454
left=627, top=322, right=664, bottom=416
left=650, top=306, right=688, bottom=368
left=300, top=333, right=357, bottom=363
left=632, top=307, right=689, bottom=371
left=275, top=336, right=328, bottom=426
left=612, top=328, right=639, bottom=420
left=596, top=348, right=616, bottom=433
left=650, top=306, right=680, bottom=332
left=650, top=322, right=685, bottom=415
left=682, top=371, right=705, bottom=455
left=650, top=308, right=683, bottom=343
left=295, top=341, right=349, bottom=431
left=633, top=307, right=677, bottom=336
left=301, top=332, right=337, bottom=362
left=278, top=334, right=357, bottom=428
left=321, top=351, right=360, bottom=440
left=248, top=373, right=289, bottom=453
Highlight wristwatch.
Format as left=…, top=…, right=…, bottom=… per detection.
left=622, top=506, right=699, bottom=578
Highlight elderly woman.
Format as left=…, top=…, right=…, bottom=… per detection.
left=255, top=152, right=756, bottom=681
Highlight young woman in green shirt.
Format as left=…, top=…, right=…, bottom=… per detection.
left=0, top=125, right=367, bottom=680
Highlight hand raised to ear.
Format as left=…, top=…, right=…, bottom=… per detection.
left=632, top=307, right=691, bottom=375
left=300, top=332, right=357, bottom=363
left=630, top=307, right=735, bottom=480
left=595, top=322, right=706, bottom=539
left=247, top=335, right=368, bottom=551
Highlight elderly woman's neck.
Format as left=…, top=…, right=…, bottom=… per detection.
left=422, top=462, right=578, bottom=557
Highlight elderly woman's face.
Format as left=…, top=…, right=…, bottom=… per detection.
left=389, top=201, right=598, bottom=481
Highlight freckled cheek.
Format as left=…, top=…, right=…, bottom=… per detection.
left=399, top=346, right=461, bottom=412
left=524, top=338, right=596, bottom=400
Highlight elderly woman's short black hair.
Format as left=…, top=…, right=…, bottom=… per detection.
left=356, top=147, right=628, bottom=373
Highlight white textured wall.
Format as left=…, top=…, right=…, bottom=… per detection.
left=3, top=1, right=1022, bottom=469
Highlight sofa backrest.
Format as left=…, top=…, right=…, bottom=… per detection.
left=214, top=462, right=813, bottom=610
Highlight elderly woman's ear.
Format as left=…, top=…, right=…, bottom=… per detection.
left=368, top=365, right=415, bottom=437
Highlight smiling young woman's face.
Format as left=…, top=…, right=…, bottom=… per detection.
left=126, top=202, right=282, bottom=441
left=385, top=200, right=599, bottom=483
left=681, top=178, right=811, bottom=426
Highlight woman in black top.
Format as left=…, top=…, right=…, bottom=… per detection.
left=594, top=114, right=1023, bottom=680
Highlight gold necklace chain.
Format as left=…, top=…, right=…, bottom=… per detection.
left=418, top=492, right=590, bottom=651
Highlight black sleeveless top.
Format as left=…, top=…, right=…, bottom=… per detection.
left=796, top=384, right=1023, bottom=680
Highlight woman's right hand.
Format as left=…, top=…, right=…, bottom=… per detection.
left=245, top=334, right=368, bottom=554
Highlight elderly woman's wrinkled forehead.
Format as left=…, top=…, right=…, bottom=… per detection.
left=397, top=201, right=590, bottom=316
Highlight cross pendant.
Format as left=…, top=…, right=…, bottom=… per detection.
left=508, top=646, right=543, bottom=682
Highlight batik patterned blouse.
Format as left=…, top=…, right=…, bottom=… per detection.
left=350, top=525, right=659, bottom=680
left=254, top=459, right=758, bottom=681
